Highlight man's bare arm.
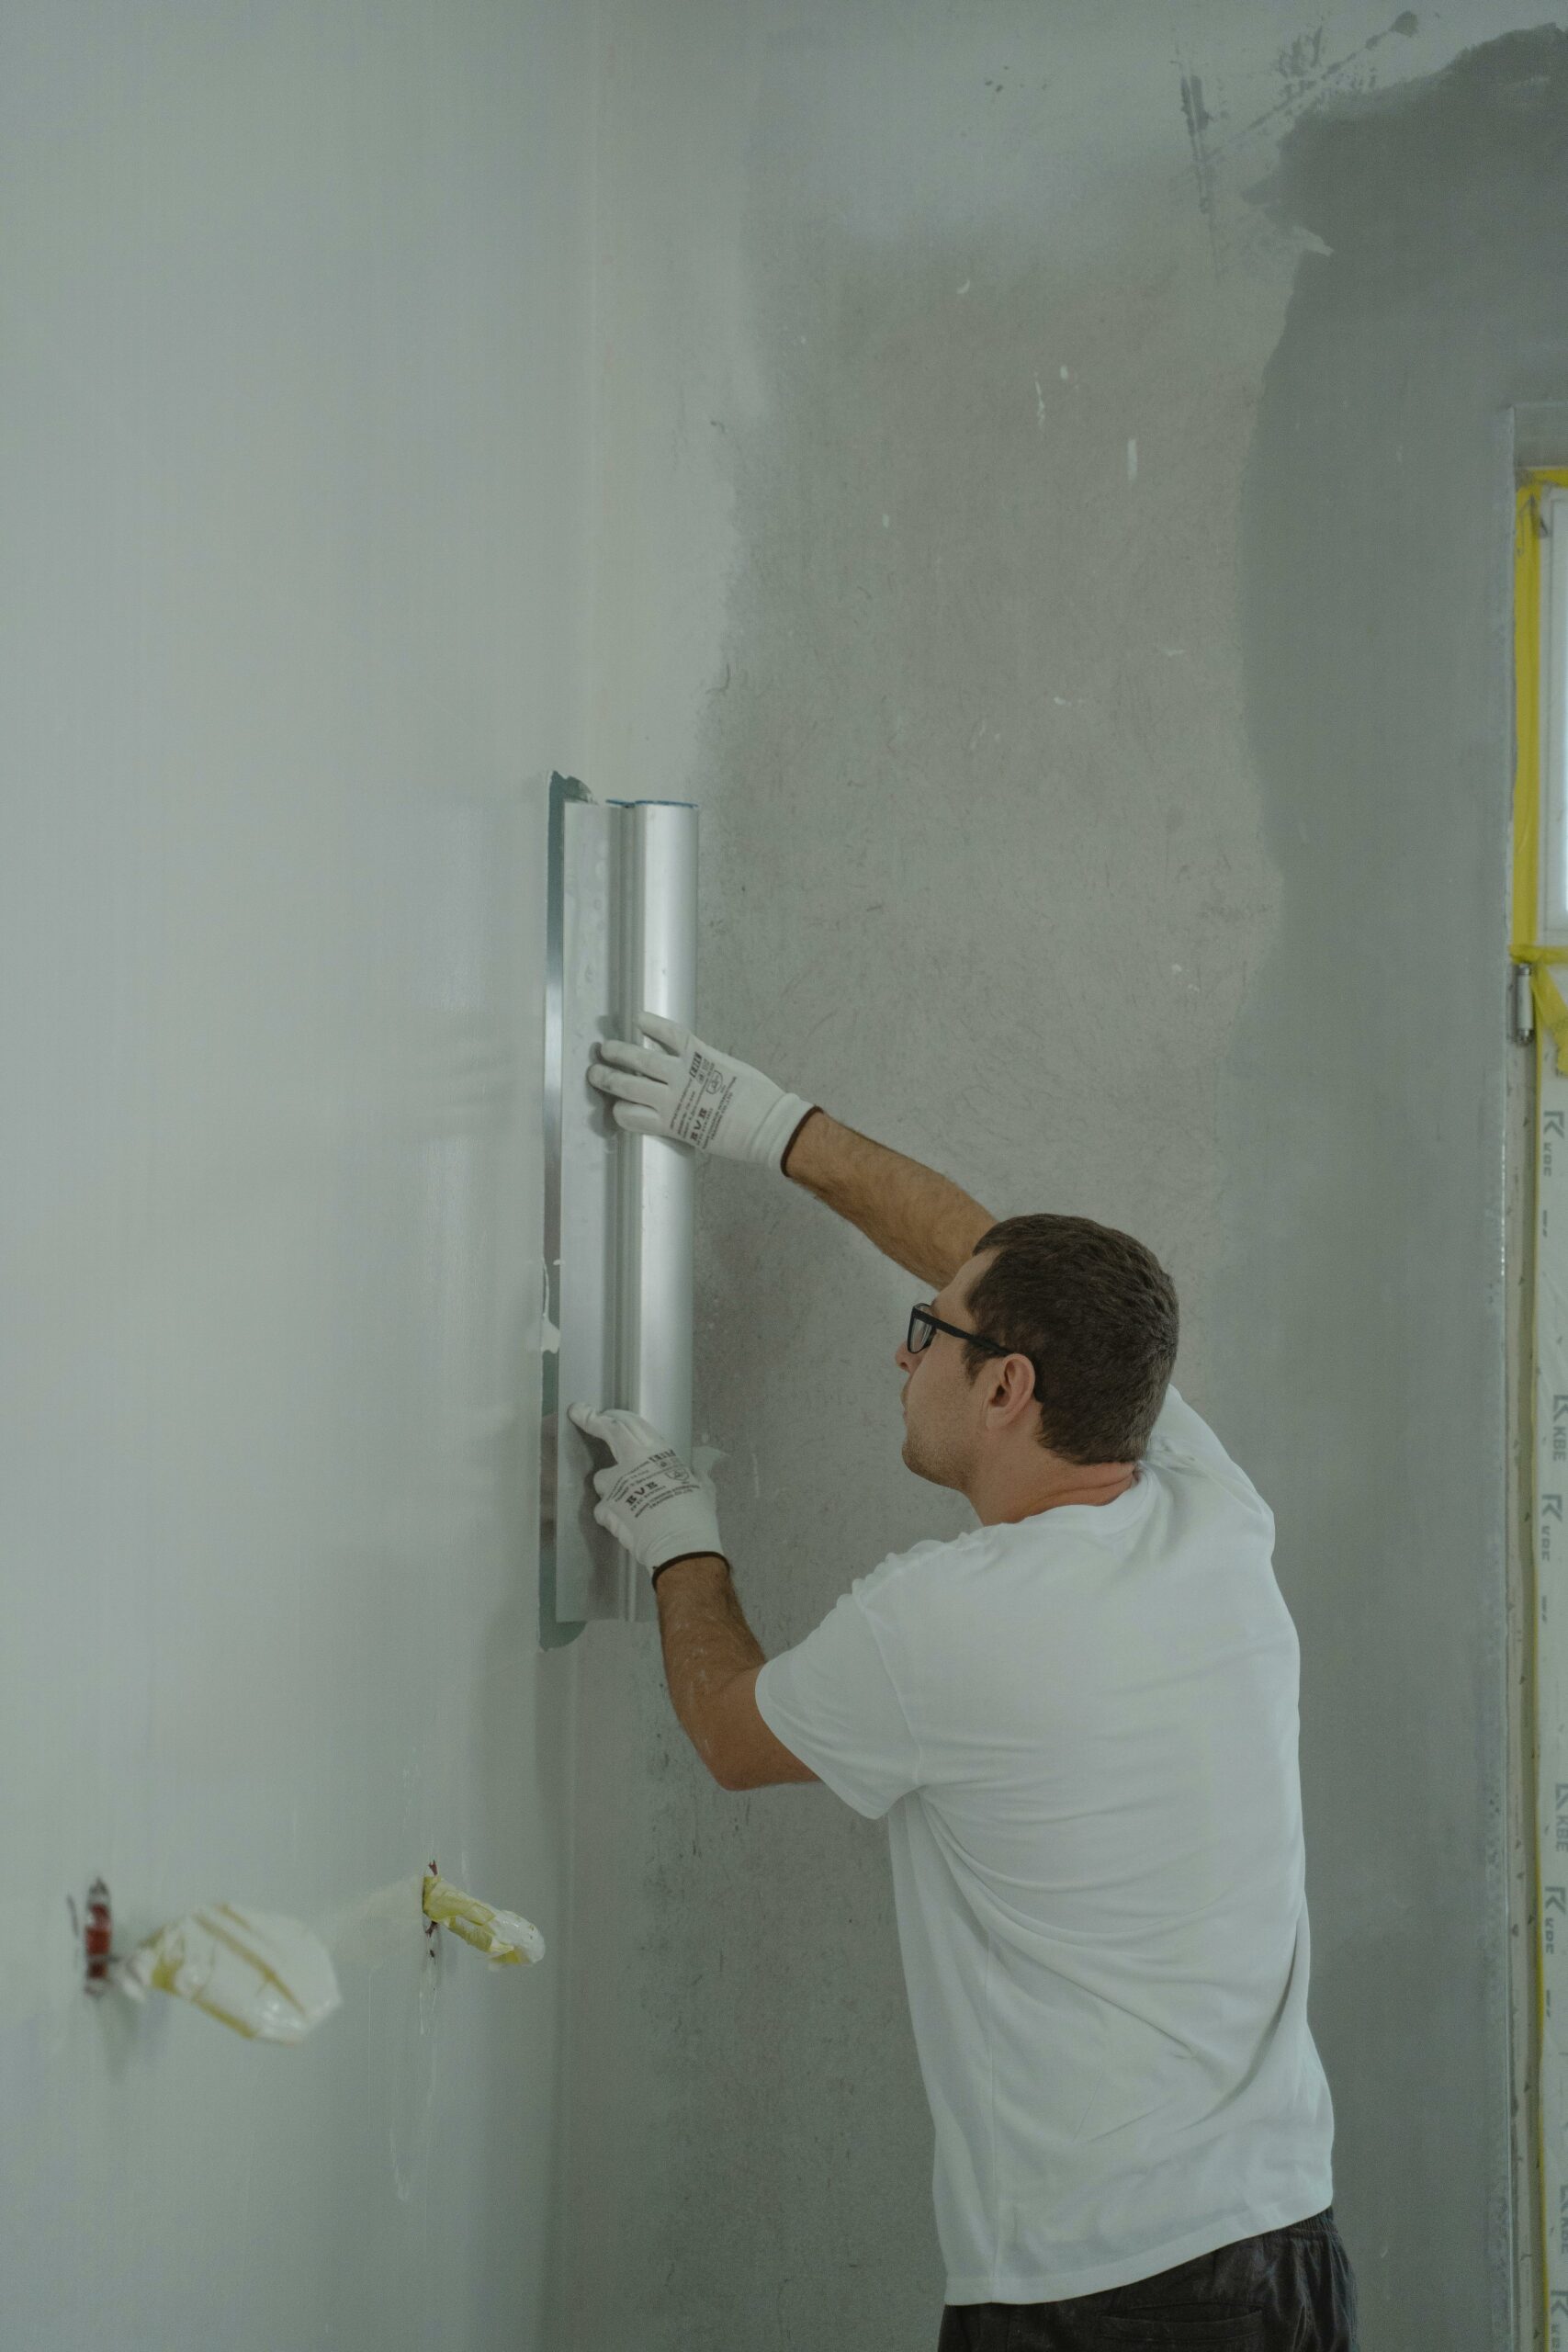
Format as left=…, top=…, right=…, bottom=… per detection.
left=782, top=1109, right=996, bottom=1287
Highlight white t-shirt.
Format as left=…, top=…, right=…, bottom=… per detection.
left=753, top=1383, right=1335, bottom=2305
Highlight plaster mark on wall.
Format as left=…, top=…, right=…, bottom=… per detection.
left=1059, top=365, right=1071, bottom=381
left=1176, top=60, right=1223, bottom=278
left=957, top=278, right=971, bottom=295
left=1034, top=376, right=1046, bottom=430
left=1127, top=438, right=1139, bottom=484
left=1276, top=28, right=1326, bottom=100
left=670, top=376, right=688, bottom=481
left=1238, top=17, right=1416, bottom=141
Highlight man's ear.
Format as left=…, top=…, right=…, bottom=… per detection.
left=987, top=1355, right=1038, bottom=1426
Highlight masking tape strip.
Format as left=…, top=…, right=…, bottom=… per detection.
left=120, top=1904, right=341, bottom=2043
left=1517, top=469, right=1568, bottom=2346
left=422, top=1873, right=545, bottom=1966
left=1512, top=471, right=1568, bottom=1087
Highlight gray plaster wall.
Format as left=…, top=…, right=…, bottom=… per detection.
left=562, top=7, right=1568, bottom=2346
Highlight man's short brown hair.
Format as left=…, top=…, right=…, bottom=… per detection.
left=961, top=1214, right=1179, bottom=1464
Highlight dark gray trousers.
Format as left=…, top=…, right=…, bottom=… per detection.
left=938, top=2207, right=1358, bottom=2351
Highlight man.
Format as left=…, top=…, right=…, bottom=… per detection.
left=570, top=1012, right=1358, bottom=2352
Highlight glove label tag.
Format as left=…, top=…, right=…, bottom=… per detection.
left=671, top=1050, right=737, bottom=1149
left=611, top=1450, right=703, bottom=1518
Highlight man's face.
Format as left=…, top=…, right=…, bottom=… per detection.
left=894, top=1252, right=993, bottom=1493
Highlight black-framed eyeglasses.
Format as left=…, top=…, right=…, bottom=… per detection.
left=906, top=1303, right=1015, bottom=1360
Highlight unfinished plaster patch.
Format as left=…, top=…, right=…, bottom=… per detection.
left=1222, top=29, right=1568, bottom=2338
left=1179, top=68, right=1219, bottom=244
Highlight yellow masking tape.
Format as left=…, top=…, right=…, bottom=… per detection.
left=422, top=1872, right=545, bottom=1965
left=1512, top=471, right=1568, bottom=1073
left=1517, top=469, right=1568, bottom=2349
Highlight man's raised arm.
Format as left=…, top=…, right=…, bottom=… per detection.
left=587, top=1012, right=996, bottom=1285
left=782, top=1110, right=995, bottom=1288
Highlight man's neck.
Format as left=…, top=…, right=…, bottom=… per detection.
left=973, top=1461, right=1140, bottom=1525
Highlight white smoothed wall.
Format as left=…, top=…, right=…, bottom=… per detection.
left=0, top=5, right=591, bottom=2344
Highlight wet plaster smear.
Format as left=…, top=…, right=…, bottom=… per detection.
left=565, top=14, right=1568, bottom=2351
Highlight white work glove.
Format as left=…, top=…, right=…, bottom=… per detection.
left=566, top=1404, right=726, bottom=1580
left=588, top=1011, right=816, bottom=1171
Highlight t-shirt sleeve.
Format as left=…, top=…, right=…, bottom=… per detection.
left=754, top=1587, right=923, bottom=1821
left=1148, top=1382, right=1273, bottom=1522
left=1148, top=1381, right=1233, bottom=1466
